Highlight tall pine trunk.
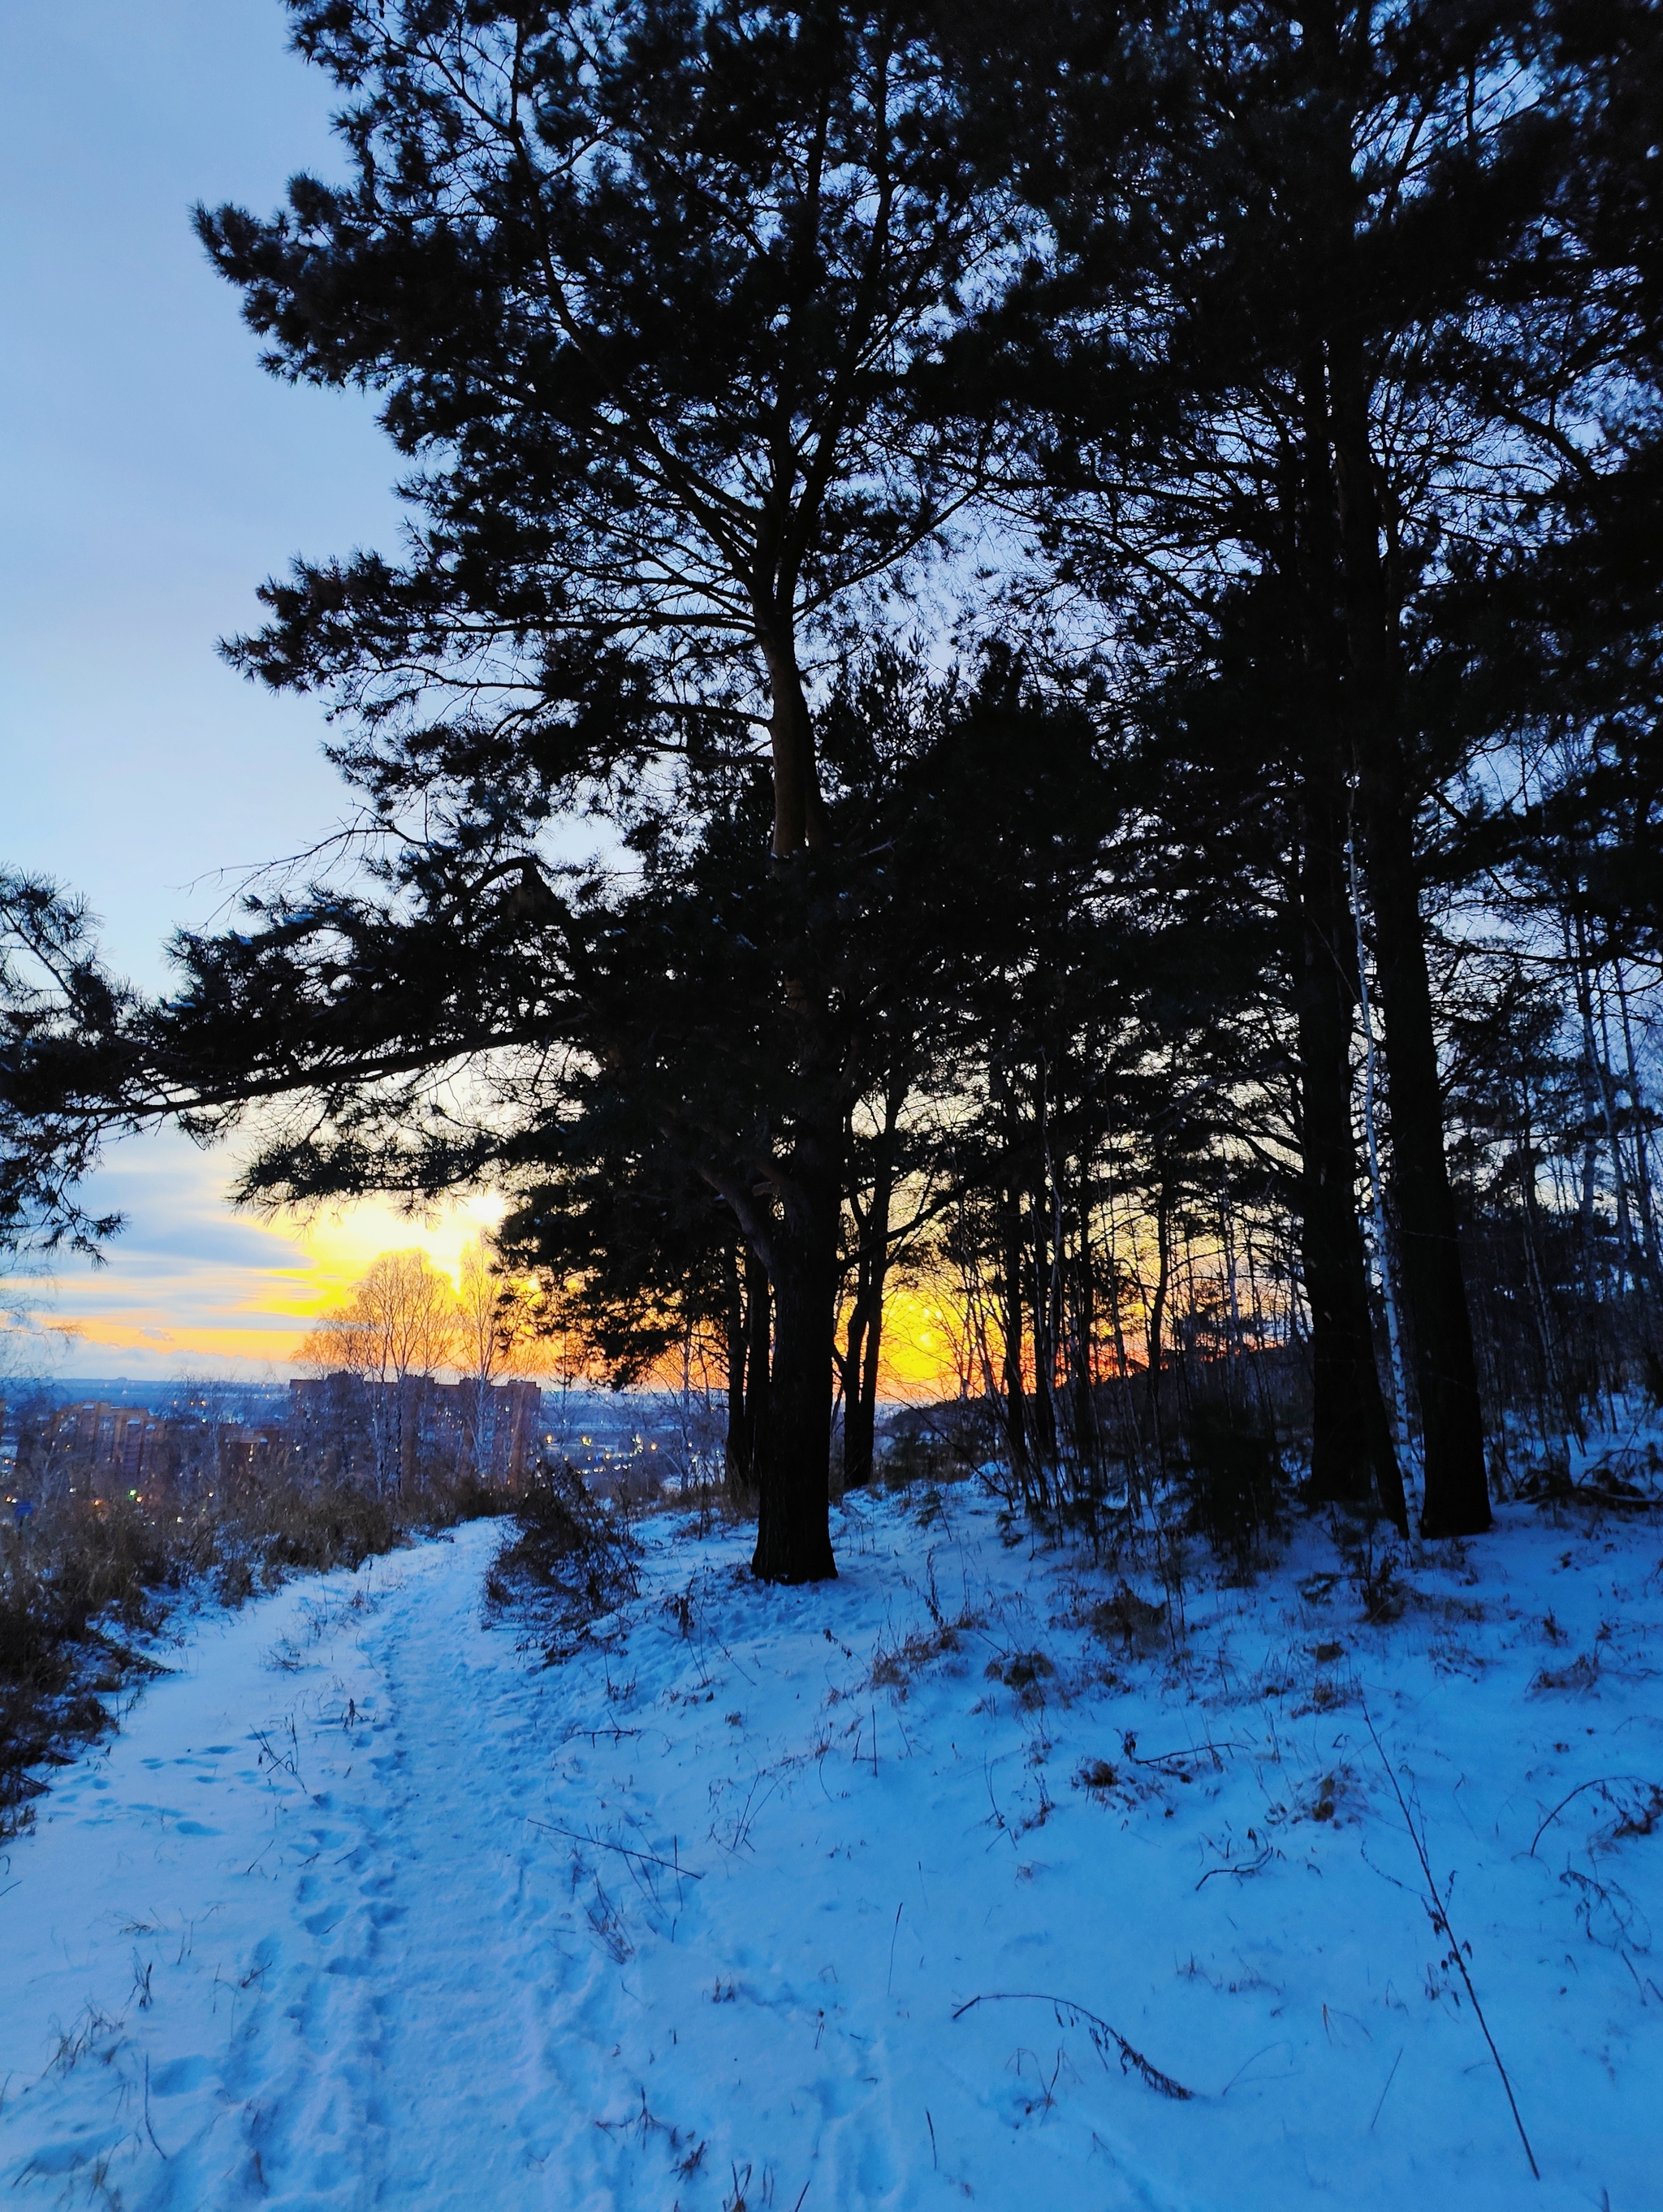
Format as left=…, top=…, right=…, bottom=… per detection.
left=1352, top=775, right=1489, bottom=1532
left=724, top=1239, right=758, bottom=1503
left=1323, top=350, right=1489, bottom=1534
left=743, top=1246, right=771, bottom=1484
left=1293, top=345, right=1406, bottom=1531
left=1000, top=1180, right=1030, bottom=1481
left=842, top=1278, right=885, bottom=1491
left=1294, top=775, right=1408, bottom=1531
left=746, top=622, right=840, bottom=1579
left=1145, top=1151, right=1172, bottom=1470
left=1297, top=10, right=1490, bottom=1535
left=841, top=1082, right=902, bottom=1489
left=752, top=1107, right=840, bottom=1582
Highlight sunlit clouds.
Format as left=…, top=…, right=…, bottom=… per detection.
left=38, top=1128, right=503, bottom=1379
left=33, top=1124, right=969, bottom=1393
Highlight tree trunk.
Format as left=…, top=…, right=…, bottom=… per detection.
left=1354, top=787, right=1489, bottom=1532
left=751, top=1109, right=840, bottom=1583
left=740, top=1243, right=771, bottom=1497
left=1301, top=0, right=1489, bottom=1536
left=1029, top=1186, right=1059, bottom=1472
left=842, top=1285, right=881, bottom=1492
left=1288, top=342, right=1406, bottom=1532
left=1145, top=1155, right=1171, bottom=1470
left=1069, top=1174, right=1102, bottom=1472
left=1574, top=912, right=1639, bottom=1293
left=839, top=1294, right=883, bottom=1492
left=841, top=1082, right=901, bottom=1489
left=761, top=629, right=829, bottom=858
left=724, top=1238, right=752, bottom=1502
left=857, top=1277, right=884, bottom=1473
left=1000, top=1182, right=1030, bottom=1481
left=1294, top=785, right=1408, bottom=1531
left=1617, top=966, right=1661, bottom=1288
left=1325, top=376, right=1488, bottom=1536
left=837, top=1308, right=866, bottom=1481
left=745, top=603, right=839, bottom=1579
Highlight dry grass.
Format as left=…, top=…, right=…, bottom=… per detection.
left=0, top=1467, right=511, bottom=1838
left=1084, top=1581, right=1168, bottom=1655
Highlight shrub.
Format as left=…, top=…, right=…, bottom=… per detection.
left=1177, top=1404, right=1288, bottom=1564
left=484, top=1462, right=641, bottom=1658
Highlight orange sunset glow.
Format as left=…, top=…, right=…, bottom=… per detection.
left=32, top=1129, right=508, bottom=1380
left=32, top=1127, right=969, bottom=1396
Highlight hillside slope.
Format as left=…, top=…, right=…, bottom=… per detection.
left=2, top=1485, right=1659, bottom=2209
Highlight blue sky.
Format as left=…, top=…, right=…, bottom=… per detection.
left=1, top=2, right=495, bottom=1376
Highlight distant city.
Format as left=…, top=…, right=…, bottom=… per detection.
left=0, top=1374, right=720, bottom=1501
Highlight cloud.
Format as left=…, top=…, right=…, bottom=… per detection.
left=41, top=1127, right=503, bottom=1380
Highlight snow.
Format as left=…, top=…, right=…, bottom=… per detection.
left=2, top=1485, right=1660, bottom=2210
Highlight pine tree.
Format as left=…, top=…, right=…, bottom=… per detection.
left=949, top=0, right=1610, bottom=1532
left=174, top=0, right=1005, bottom=1582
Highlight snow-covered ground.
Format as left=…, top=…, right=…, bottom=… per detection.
left=2, top=1484, right=1660, bottom=2210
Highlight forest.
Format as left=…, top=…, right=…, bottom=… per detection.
left=2, top=0, right=1660, bottom=1587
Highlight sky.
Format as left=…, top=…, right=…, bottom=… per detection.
left=0, top=1, right=498, bottom=1379
left=0, top=2, right=956, bottom=1395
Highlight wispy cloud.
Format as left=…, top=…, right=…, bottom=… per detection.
left=40, top=1128, right=501, bottom=1380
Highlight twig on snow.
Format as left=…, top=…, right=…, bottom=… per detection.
left=1218, top=2040, right=1294, bottom=2096
left=1527, top=1775, right=1646, bottom=1858
left=1368, top=2046, right=1403, bottom=2132
left=1122, top=1738, right=1248, bottom=1770
left=143, top=2054, right=167, bottom=2160
left=1195, top=1842, right=1273, bottom=1889
left=950, top=1992, right=1193, bottom=2100
left=714, top=1768, right=775, bottom=1854
left=1362, top=1707, right=1540, bottom=2180
left=526, top=1819, right=702, bottom=1880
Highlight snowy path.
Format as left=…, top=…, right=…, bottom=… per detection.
left=2, top=1495, right=1661, bottom=2209
left=0, top=1523, right=586, bottom=2206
